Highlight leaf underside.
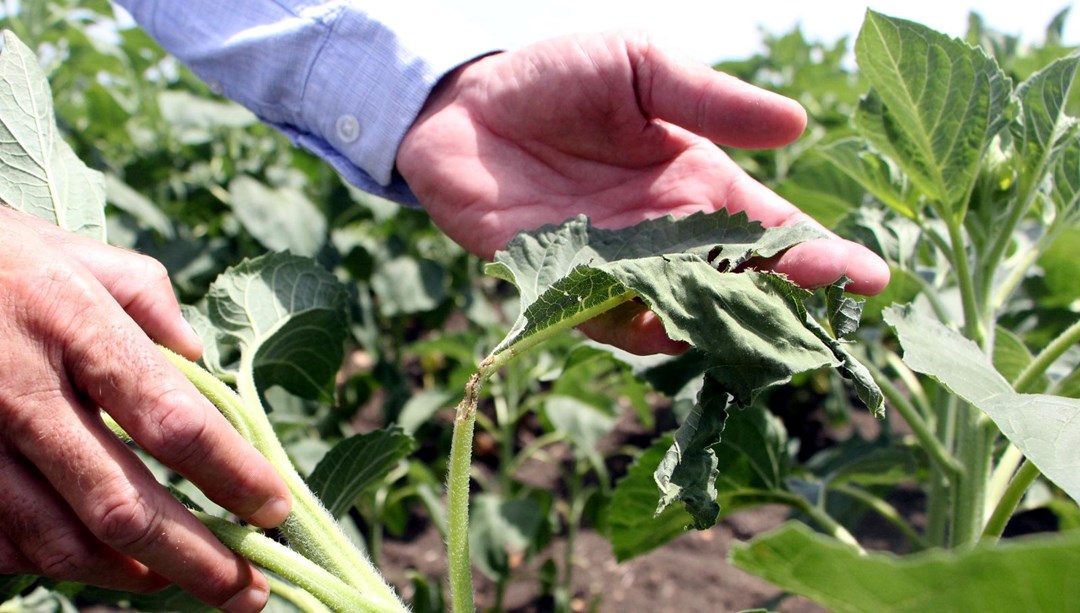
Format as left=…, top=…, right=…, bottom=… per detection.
left=491, top=211, right=884, bottom=533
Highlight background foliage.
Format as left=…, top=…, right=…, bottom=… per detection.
left=1, top=3, right=1079, bottom=612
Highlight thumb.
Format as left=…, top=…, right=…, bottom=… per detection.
left=629, top=36, right=807, bottom=148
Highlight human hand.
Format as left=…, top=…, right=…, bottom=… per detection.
left=0, top=208, right=290, bottom=612
left=397, top=32, right=890, bottom=354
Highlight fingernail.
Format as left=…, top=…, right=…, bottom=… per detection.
left=221, top=586, right=269, bottom=613
left=247, top=496, right=291, bottom=528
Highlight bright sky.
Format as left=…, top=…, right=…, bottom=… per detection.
left=444, top=1, right=1078, bottom=64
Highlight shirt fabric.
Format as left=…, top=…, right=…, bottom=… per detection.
left=115, top=0, right=498, bottom=206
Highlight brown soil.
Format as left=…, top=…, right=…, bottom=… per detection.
left=380, top=505, right=827, bottom=613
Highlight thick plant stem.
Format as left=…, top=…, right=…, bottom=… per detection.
left=926, top=393, right=958, bottom=548
left=163, top=348, right=406, bottom=613
left=950, top=409, right=996, bottom=547
left=982, top=459, right=1042, bottom=541
left=233, top=353, right=402, bottom=610
left=447, top=368, right=487, bottom=613
left=444, top=290, right=639, bottom=612
left=197, top=513, right=382, bottom=613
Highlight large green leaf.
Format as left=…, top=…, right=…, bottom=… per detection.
left=885, top=304, right=1080, bottom=503
left=854, top=10, right=1010, bottom=211
left=1011, top=53, right=1080, bottom=189
left=228, top=175, right=327, bottom=257
left=732, top=521, right=1080, bottom=613
left=1051, top=130, right=1080, bottom=222
left=0, top=30, right=105, bottom=240
left=307, top=427, right=417, bottom=518
left=207, top=252, right=348, bottom=401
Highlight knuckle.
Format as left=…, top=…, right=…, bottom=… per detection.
left=128, top=254, right=174, bottom=300
left=29, top=525, right=89, bottom=580
left=91, top=487, right=166, bottom=553
left=141, top=389, right=211, bottom=466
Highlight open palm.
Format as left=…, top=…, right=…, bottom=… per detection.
left=398, top=32, right=889, bottom=353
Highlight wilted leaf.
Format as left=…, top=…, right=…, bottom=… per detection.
left=607, top=435, right=694, bottom=561
left=654, top=376, right=728, bottom=528
left=732, top=521, right=1080, bottom=613
left=825, top=278, right=865, bottom=339
left=0, top=30, right=105, bottom=240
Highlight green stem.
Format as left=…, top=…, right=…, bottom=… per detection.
left=1014, top=317, right=1080, bottom=393
left=447, top=370, right=485, bottom=613
left=445, top=290, right=640, bottom=612
left=987, top=443, right=1026, bottom=511
left=926, top=392, right=958, bottom=547
left=266, top=576, right=334, bottom=613
left=832, top=484, right=928, bottom=551
left=867, top=360, right=962, bottom=480
left=982, top=459, right=1042, bottom=541
left=950, top=409, right=996, bottom=547
left=234, top=352, right=400, bottom=608
left=197, top=513, right=380, bottom=613
left=946, top=218, right=986, bottom=348
left=795, top=498, right=864, bottom=553
left=163, top=348, right=405, bottom=612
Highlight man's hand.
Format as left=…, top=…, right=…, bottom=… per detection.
left=0, top=207, right=290, bottom=612
left=397, top=32, right=890, bottom=354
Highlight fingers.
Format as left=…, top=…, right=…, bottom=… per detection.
left=8, top=210, right=202, bottom=361
left=0, top=447, right=167, bottom=592
left=716, top=171, right=891, bottom=295
left=757, top=239, right=892, bottom=296
left=55, top=290, right=292, bottom=530
left=6, top=394, right=270, bottom=611
left=629, top=36, right=807, bottom=148
left=0, top=211, right=290, bottom=610
left=577, top=301, right=690, bottom=356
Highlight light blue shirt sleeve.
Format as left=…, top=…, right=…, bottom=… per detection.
left=115, top=0, right=499, bottom=206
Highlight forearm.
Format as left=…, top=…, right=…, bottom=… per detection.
left=114, top=0, right=497, bottom=204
